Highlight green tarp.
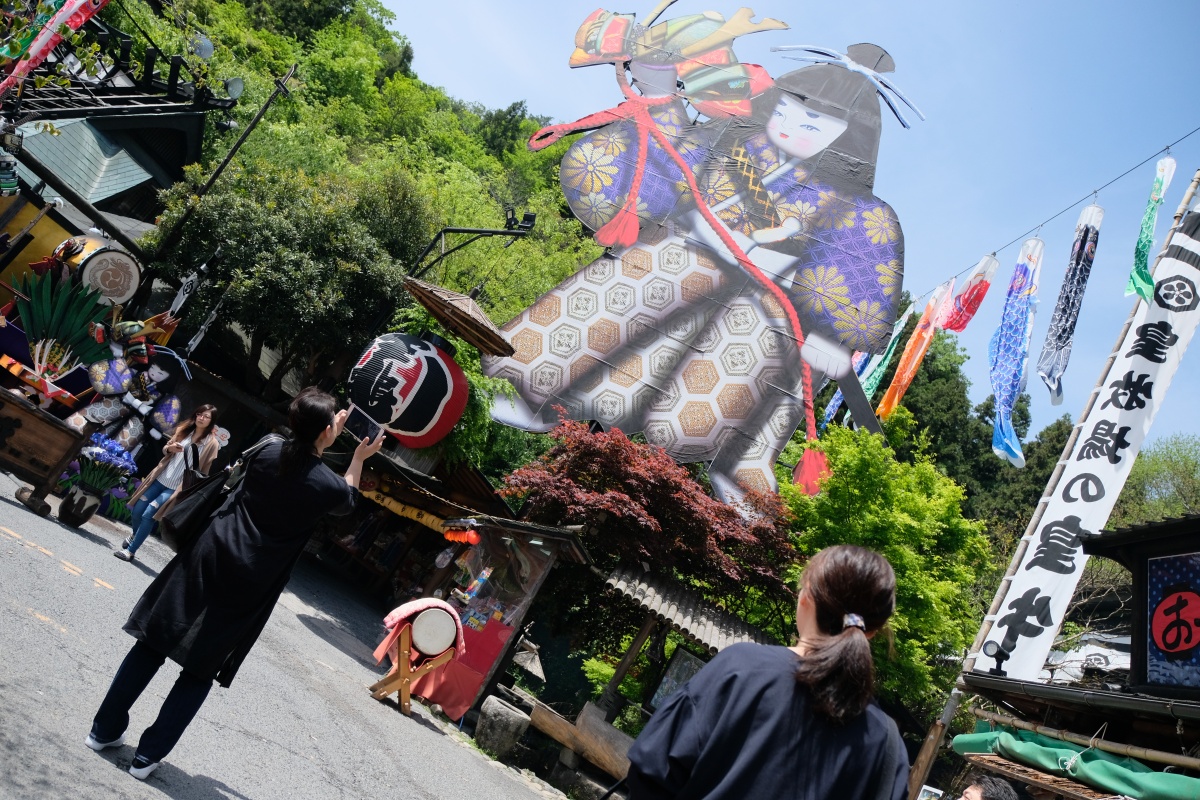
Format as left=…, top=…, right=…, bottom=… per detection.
left=952, top=728, right=1200, bottom=800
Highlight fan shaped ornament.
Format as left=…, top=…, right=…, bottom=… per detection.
left=402, top=277, right=514, bottom=357
left=347, top=332, right=469, bottom=449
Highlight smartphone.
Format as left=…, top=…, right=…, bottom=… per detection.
left=343, top=404, right=383, bottom=442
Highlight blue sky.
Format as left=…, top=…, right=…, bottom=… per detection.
left=386, top=0, right=1200, bottom=448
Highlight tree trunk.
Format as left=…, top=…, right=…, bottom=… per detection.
left=244, top=328, right=266, bottom=393
left=263, top=348, right=297, bottom=402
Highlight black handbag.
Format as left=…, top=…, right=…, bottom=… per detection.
left=180, top=443, right=206, bottom=491
left=159, top=435, right=281, bottom=552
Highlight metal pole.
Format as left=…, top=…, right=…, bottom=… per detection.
left=906, top=168, right=1200, bottom=799
left=149, top=63, right=298, bottom=262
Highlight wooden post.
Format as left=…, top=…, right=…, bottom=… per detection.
left=598, top=613, right=658, bottom=722
left=906, top=168, right=1200, bottom=798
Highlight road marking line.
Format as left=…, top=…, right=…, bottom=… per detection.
left=0, top=526, right=20, bottom=539
left=29, top=609, right=67, bottom=633
left=93, top=578, right=114, bottom=590
left=61, top=560, right=83, bottom=576
left=35, top=545, right=52, bottom=556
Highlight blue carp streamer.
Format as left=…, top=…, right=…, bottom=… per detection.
left=988, top=239, right=1044, bottom=467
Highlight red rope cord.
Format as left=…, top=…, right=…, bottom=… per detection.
left=529, top=65, right=819, bottom=441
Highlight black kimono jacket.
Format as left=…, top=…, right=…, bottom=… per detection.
left=124, top=441, right=355, bottom=687
left=626, top=643, right=908, bottom=800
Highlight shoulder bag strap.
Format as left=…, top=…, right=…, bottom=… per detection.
left=223, top=433, right=285, bottom=490
left=188, top=442, right=200, bottom=470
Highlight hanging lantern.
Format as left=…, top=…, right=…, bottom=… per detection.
left=347, top=332, right=469, bottom=449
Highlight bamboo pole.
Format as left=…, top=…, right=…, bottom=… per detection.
left=906, top=168, right=1200, bottom=799
left=971, top=706, right=1200, bottom=772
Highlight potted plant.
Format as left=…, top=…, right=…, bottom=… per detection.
left=58, top=433, right=137, bottom=527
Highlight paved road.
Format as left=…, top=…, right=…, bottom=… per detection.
left=0, top=473, right=562, bottom=800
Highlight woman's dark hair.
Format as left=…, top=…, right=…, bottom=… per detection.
left=794, top=544, right=896, bottom=723
left=174, top=404, right=218, bottom=443
left=729, top=42, right=895, bottom=195
left=281, top=387, right=337, bottom=475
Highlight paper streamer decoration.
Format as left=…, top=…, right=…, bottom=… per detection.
left=941, top=255, right=1000, bottom=333
left=819, top=350, right=870, bottom=430
left=0, top=0, right=66, bottom=61
left=1127, top=156, right=1177, bottom=302
left=988, top=238, right=1044, bottom=468
left=876, top=283, right=953, bottom=419
left=0, top=0, right=111, bottom=96
left=857, top=304, right=914, bottom=406
left=1037, top=205, right=1104, bottom=405
left=976, top=208, right=1200, bottom=680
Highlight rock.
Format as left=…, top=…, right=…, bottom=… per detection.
left=474, top=695, right=530, bottom=761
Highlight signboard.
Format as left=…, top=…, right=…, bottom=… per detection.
left=1147, top=552, right=1200, bottom=689
left=650, top=647, right=706, bottom=709
left=976, top=207, right=1200, bottom=680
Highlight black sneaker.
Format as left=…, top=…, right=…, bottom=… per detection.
left=122, top=537, right=132, bottom=549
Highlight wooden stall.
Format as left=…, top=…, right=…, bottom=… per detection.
left=0, top=389, right=86, bottom=514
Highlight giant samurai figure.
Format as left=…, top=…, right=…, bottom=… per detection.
left=484, top=1, right=921, bottom=502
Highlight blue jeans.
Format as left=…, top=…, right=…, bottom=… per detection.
left=128, top=480, right=175, bottom=554
left=91, top=640, right=212, bottom=762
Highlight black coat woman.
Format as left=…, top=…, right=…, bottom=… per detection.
left=625, top=545, right=909, bottom=800
left=85, top=387, right=385, bottom=780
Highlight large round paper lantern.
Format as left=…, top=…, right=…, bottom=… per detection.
left=348, top=332, right=468, bottom=449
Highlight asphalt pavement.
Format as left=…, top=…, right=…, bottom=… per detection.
left=0, top=472, right=564, bottom=800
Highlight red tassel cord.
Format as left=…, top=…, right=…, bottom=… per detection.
left=529, top=65, right=819, bottom=442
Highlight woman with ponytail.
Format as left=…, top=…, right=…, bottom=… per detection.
left=86, top=387, right=384, bottom=782
left=625, top=545, right=907, bottom=799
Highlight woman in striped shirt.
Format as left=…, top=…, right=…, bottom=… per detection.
left=117, top=405, right=219, bottom=562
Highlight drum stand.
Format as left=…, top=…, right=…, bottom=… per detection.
left=368, top=624, right=455, bottom=715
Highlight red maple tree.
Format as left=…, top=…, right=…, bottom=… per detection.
left=501, top=415, right=795, bottom=603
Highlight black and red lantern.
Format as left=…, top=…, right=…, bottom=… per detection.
left=348, top=332, right=468, bottom=449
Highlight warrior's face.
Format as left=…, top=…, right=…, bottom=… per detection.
left=766, top=95, right=848, bottom=159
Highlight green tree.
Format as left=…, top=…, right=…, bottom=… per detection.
left=1111, top=433, right=1200, bottom=527
left=147, top=162, right=431, bottom=397
left=783, top=424, right=990, bottom=719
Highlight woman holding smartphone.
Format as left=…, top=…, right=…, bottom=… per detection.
left=86, top=387, right=384, bottom=781
left=118, top=404, right=220, bottom=562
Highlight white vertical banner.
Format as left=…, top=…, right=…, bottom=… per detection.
left=976, top=206, right=1200, bottom=680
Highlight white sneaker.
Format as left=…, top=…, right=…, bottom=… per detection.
left=129, top=755, right=160, bottom=780
left=84, top=732, right=124, bottom=751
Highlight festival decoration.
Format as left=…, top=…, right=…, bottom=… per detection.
left=9, top=270, right=109, bottom=382
left=820, top=351, right=869, bottom=431
left=977, top=207, right=1200, bottom=679
left=940, top=255, right=999, bottom=333
left=1037, top=205, right=1104, bottom=405
left=988, top=238, right=1044, bottom=468
left=483, top=3, right=919, bottom=503
left=1127, top=156, right=1177, bottom=302
left=876, top=281, right=953, bottom=419
left=0, top=0, right=113, bottom=97
left=347, top=332, right=469, bottom=449
left=0, top=0, right=67, bottom=62
left=31, top=236, right=142, bottom=305
left=64, top=322, right=183, bottom=450
left=854, top=304, right=914, bottom=416
left=403, top=277, right=514, bottom=357
left=57, top=432, right=138, bottom=526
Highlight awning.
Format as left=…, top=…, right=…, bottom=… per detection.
left=605, top=566, right=777, bottom=655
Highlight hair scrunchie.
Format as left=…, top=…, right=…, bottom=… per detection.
left=843, top=613, right=866, bottom=631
